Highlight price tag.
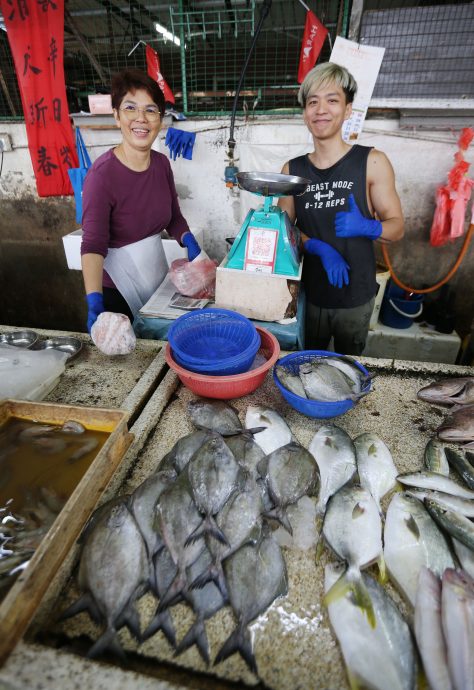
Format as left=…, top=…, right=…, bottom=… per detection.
left=244, top=226, right=278, bottom=273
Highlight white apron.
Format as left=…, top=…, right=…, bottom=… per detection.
left=103, top=234, right=168, bottom=318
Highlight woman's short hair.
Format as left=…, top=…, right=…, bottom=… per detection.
left=298, top=62, right=358, bottom=107
left=111, top=68, right=166, bottom=116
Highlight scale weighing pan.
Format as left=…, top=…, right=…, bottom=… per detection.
left=236, top=172, right=310, bottom=197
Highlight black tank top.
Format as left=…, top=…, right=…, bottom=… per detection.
left=290, top=145, right=377, bottom=309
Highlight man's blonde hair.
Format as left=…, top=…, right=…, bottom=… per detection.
left=298, top=62, right=358, bottom=107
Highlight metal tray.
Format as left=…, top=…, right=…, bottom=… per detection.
left=31, top=337, right=83, bottom=360
left=236, top=171, right=310, bottom=196
left=0, top=330, right=39, bottom=348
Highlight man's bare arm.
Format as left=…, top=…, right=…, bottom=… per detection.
left=367, top=149, right=404, bottom=243
left=277, top=161, right=297, bottom=224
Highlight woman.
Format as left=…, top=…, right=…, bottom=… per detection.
left=81, top=68, right=201, bottom=333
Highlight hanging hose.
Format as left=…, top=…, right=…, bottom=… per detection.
left=381, top=222, right=474, bottom=295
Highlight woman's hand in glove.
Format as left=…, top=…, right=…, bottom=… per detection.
left=304, top=238, right=350, bottom=289
left=335, top=194, right=382, bottom=240
left=86, top=292, right=104, bottom=333
left=182, top=232, right=201, bottom=261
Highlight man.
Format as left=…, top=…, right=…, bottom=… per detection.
left=279, top=62, right=404, bottom=355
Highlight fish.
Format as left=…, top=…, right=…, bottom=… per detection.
left=383, top=493, right=455, bottom=606
left=224, top=431, right=265, bottom=478
left=437, top=403, right=474, bottom=447
left=325, top=562, right=416, bottom=690
left=62, top=501, right=149, bottom=658
left=215, top=526, right=288, bottom=674
left=397, top=470, right=474, bottom=499
left=445, top=447, right=474, bottom=489
left=129, top=469, right=177, bottom=559
left=452, top=539, right=474, bottom=579
left=162, top=430, right=213, bottom=474
left=424, top=498, right=474, bottom=552
left=414, top=567, right=452, bottom=690
left=309, top=424, right=356, bottom=516
left=417, top=376, right=474, bottom=406
left=405, top=488, right=474, bottom=517
left=188, top=399, right=242, bottom=435
left=322, top=485, right=384, bottom=626
left=441, top=569, right=474, bottom=690
left=61, top=420, right=86, bottom=434
left=298, top=361, right=355, bottom=402
left=354, top=432, right=398, bottom=512
left=186, top=433, right=242, bottom=546
left=423, top=438, right=449, bottom=476
left=141, top=546, right=178, bottom=647
left=275, top=365, right=307, bottom=398
left=319, top=355, right=372, bottom=396
left=257, top=442, right=318, bottom=534
left=245, top=406, right=293, bottom=455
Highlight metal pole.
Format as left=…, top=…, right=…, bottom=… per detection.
left=178, top=0, right=188, bottom=114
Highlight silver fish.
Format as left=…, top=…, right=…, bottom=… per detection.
left=397, top=470, right=474, bottom=499
left=423, top=439, right=449, bottom=476
left=445, top=447, right=474, bottom=489
left=383, top=493, right=455, bottom=606
left=325, top=562, right=416, bottom=690
left=225, top=431, right=265, bottom=478
left=424, top=498, right=474, bottom=551
left=452, top=539, right=474, bottom=579
left=275, top=365, right=307, bottom=398
left=322, top=485, right=383, bottom=626
left=354, top=432, right=397, bottom=512
left=417, top=377, right=474, bottom=406
left=188, top=399, right=242, bottom=434
left=441, top=569, right=474, bottom=690
left=258, top=442, right=318, bottom=534
left=245, top=406, right=293, bottom=455
left=161, top=430, right=211, bottom=474
left=298, top=361, right=355, bottom=402
left=321, top=355, right=371, bottom=396
left=405, top=488, right=474, bottom=518
left=437, top=403, right=474, bottom=446
left=215, top=527, right=288, bottom=674
left=61, top=420, right=86, bottom=434
left=129, top=469, right=177, bottom=559
left=186, top=433, right=242, bottom=546
left=414, top=567, right=452, bottom=690
left=309, top=424, right=356, bottom=515
left=141, top=546, right=178, bottom=647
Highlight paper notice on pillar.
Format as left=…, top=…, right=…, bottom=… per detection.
left=329, top=37, right=385, bottom=143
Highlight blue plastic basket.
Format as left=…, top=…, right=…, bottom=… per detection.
left=273, top=350, right=371, bottom=419
left=168, top=308, right=261, bottom=374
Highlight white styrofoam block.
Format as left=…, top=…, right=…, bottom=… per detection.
left=62, top=227, right=205, bottom=271
left=363, top=320, right=461, bottom=364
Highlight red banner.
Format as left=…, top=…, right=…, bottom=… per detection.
left=2, top=0, right=78, bottom=197
left=145, top=44, right=175, bottom=105
left=297, top=11, right=328, bottom=84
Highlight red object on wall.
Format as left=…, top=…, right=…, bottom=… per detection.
left=1, top=0, right=78, bottom=197
left=297, top=11, right=328, bottom=84
left=145, top=44, right=175, bottom=105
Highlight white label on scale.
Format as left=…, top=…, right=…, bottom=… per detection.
left=244, top=226, right=278, bottom=273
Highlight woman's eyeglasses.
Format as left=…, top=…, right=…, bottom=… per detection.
left=119, top=104, right=161, bottom=121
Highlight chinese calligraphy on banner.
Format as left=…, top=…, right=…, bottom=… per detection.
left=2, top=0, right=78, bottom=196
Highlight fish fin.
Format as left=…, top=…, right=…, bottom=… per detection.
left=185, top=516, right=230, bottom=547
left=141, top=608, right=177, bottom=648
left=175, top=619, right=210, bottom=664
left=263, top=507, right=293, bottom=535
left=59, top=592, right=101, bottom=624
left=116, top=603, right=141, bottom=640
left=377, top=555, right=388, bottom=584
left=190, top=565, right=215, bottom=590
left=157, top=571, right=187, bottom=613
left=87, top=627, right=125, bottom=660
left=214, top=623, right=257, bottom=675
left=323, top=573, right=376, bottom=629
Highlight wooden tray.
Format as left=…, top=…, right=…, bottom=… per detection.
left=0, top=399, right=133, bottom=666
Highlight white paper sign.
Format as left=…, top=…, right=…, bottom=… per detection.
left=329, top=36, right=385, bottom=142
left=244, top=226, right=278, bottom=273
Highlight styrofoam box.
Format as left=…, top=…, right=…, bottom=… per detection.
left=62, top=228, right=204, bottom=271
left=363, top=320, right=461, bottom=364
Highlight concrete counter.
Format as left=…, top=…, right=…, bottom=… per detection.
left=1, top=350, right=473, bottom=690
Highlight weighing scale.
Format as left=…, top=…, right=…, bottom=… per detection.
left=226, top=172, right=311, bottom=277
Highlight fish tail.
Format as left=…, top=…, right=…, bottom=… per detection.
left=141, top=608, right=176, bottom=648
left=263, top=507, right=293, bottom=535
left=184, top=519, right=206, bottom=546
left=59, top=592, right=101, bottom=624
left=157, top=571, right=187, bottom=613
left=206, top=515, right=230, bottom=546
left=323, top=572, right=376, bottom=629
left=245, top=426, right=266, bottom=436
left=214, top=624, right=257, bottom=674
left=116, top=603, right=141, bottom=640
left=175, top=619, right=210, bottom=664
left=189, top=560, right=221, bottom=590
left=87, top=626, right=125, bottom=660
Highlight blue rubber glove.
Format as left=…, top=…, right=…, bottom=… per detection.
left=165, top=129, right=183, bottom=161
left=304, top=238, right=350, bottom=289
left=86, top=292, right=104, bottom=333
left=182, top=232, right=201, bottom=261
left=335, top=194, right=382, bottom=240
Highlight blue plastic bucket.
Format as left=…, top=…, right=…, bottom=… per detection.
left=380, top=280, right=423, bottom=329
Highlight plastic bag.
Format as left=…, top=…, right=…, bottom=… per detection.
left=0, top=344, right=68, bottom=400
left=430, top=186, right=450, bottom=247
left=91, top=312, right=136, bottom=356
left=168, top=258, right=217, bottom=299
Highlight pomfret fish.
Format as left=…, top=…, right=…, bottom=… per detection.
left=445, top=447, right=474, bottom=489
left=319, top=355, right=371, bottom=395
left=141, top=546, right=178, bottom=647
left=437, top=403, right=474, bottom=446
left=441, top=569, right=474, bottom=690
left=383, top=493, right=455, bottom=606
left=225, top=431, right=265, bottom=478
left=424, top=498, right=474, bottom=551
left=325, top=563, right=416, bottom=690
left=405, top=488, right=474, bottom=517
left=423, top=438, right=449, bottom=476
left=129, top=469, right=177, bottom=559
left=275, top=365, right=307, bottom=398
left=258, top=442, right=319, bottom=534
left=299, top=362, right=355, bottom=402
left=354, top=432, right=397, bottom=512
left=245, top=406, right=293, bottom=455
left=417, top=376, right=474, bottom=406
left=414, top=567, right=452, bottom=690
left=215, top=527, right=288, bottom=674
left=162, top=430, right=213, bottom=474
left=309, top=424, right=356, bottom=515
left=397, top=470, right=474, bottom=499
left=188, top=399, right=242, bottom=434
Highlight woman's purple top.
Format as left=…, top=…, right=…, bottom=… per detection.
left=81, top=148, right=190, bottom=288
